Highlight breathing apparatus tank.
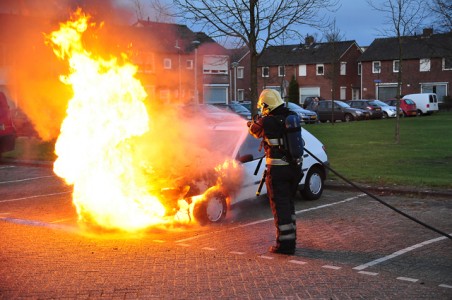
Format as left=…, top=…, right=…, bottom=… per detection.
left=284, top=113, right=303, bottom=164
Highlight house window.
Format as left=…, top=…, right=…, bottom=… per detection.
left=442, top=57, right=452, bottom=70
left=237, top=67, right=244, bottom=79
left=372, top=61, right=381, bottom=73
left=420, top=58, right=430, bottom=72
left=203, top=55, right=228, bottom=74
left=186, top=59, right=193, bottom=69
left=237, top=89, right=244, bottom=101
left=134, top=51, right=155, bottom=73
left=340, top=86, right=346, bottom=100
left=340, top=62, right=346, bottom=75
left=298, top=64, right=307, bottom=76
left=358, top=62, right=362, bottom=75
left=316, top=64, right=324, bottom=75
left=262, top=67, right=269, bottom=77
left=393, top=60, right=400, bottom=73
left=278, top=65, right=285, bottom=77
left=163, top=58, right=172, bottom=69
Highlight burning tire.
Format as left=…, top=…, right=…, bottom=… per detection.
left=193, top=190, right=227, bottom=225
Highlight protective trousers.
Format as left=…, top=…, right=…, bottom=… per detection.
left=265, top=164, right=301, bottom=250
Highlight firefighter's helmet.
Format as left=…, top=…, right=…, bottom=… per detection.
left=257, top=89, right=284, bottom=115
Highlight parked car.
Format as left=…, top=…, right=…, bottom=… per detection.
left=371, top=99, right=401, bottom=118
left=348, top=100, right=384, bottom=119
left=384, top=98, right=417, bottom=117
left=302, top=96, right=324, bottom=109
left=212, top=102, right=251, bottom=120
left=285, top=102, right=318, bottom=124
left=403, top=93, right=439, bottom=115
left=0, top=92, right=16, bottom=156
left=306, top=100, right=370, bottom=122
left=180, top=112, right=329, bottom=224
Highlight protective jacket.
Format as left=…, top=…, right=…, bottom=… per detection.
left=248, top=104, right=302, bottom=252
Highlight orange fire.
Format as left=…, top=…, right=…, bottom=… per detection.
left=47, top=10, right=244, bottom=232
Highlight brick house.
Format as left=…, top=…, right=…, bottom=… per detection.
left=358, top=29, right=452, bottom=103
left=129, top=20, right=231, bottom=104
left=228, top=46, right=251, bottom=102
left=257, top=37, right=363, bottom=104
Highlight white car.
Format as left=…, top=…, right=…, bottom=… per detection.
left=191, top=119, right=329, bottom=224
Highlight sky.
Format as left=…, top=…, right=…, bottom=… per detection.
left=114, top=0, right=392, bottom=47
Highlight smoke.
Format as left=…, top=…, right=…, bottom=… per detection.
left=0, top=0, right=135, bottom=140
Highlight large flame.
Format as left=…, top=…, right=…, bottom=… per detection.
left=47, top=10, right=244, bottom=232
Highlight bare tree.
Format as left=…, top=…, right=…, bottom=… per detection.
left=322, top=20, right=345, bottom=124
left=171, top=0, right=338, bottom=115
left=367, top=0, right=428, bottom=144
left=429, top=0, right=452, bottom=32
left=130, top=0, right=174, bottom=22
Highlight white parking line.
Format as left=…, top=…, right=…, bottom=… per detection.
left=357, top=271, right=379, bottom=276
left=439, top=284, right=452, bottom=289
left=353, top=234, right=451, bottom=271
left=289, top=259, right=307, bottom=265
left=0, top=175, right=55, bottom=184
left=322, top=265, right=341, bottom=270
left=0, top=191, right=71, bottom=203
left=175, top=194, right=365, bottom=243
left=396, top=277, right=418, bottom=283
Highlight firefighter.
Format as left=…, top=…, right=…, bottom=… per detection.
left=247, top=89, right=302, bottom=255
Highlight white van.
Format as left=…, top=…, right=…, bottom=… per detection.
left=403, top=93, right=439, bottom=115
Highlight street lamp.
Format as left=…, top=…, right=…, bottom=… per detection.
left=192, top=40, right=201, bottom=104
left=231, top=61, right=239, bottom=102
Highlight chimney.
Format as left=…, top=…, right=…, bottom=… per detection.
left=305, top=35, right=314, bottom=46
left=423, top=28, right=433, bottom=37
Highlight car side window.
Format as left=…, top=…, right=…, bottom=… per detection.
left=237, top=135, right=263, bottom=161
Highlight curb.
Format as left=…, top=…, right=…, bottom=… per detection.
left=324, top=179, right=452, bottom=199
left=2, top=159, right=451, bottom=199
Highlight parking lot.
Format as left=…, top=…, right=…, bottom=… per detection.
left=1, top=163, right=451, bottom=299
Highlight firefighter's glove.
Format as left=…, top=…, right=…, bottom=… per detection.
left=247, top=121, right=252, bottom=127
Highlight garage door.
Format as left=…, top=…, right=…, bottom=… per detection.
left=300, top=87, right=320, bottom=103
left=204, top=86, right=228, bottom=104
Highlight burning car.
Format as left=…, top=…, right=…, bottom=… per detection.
left=183, top=116, right=329, bottom=224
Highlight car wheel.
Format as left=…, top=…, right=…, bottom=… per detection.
left=300, top=166, right=324, bottom=200
left=344, top=113, right=354, bottom=122
left=383, top=112, right=388, bottom=119
left=193, top=190, right=227, bottom=225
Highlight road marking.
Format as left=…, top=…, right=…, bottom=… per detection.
left=233, top=194, right=367, bottom=229
left=202, top=247, right=216, bottom=251
left=230, top=251, right=245, bottom=255
left=357, top=271, right=379, bottom=276
left=259, top=255, right=273, bottom=260
left=322, top=265, right=341, bottom=270
left=353, top=234, right=451, bottom=271
left=396, top=277, right=418, bottom=283
left=153, top=240, right=165, bottom=243
left=176, top=243, right=190, bottom=247
left=0, top=217, right=76, bottom=232
left=439, top=284, right=452, bottom=289
left=0, top=165, right=15, bottom=170
left=175, top=194, right=366, bottom=243
left=0, top=191, right=71, bottom=203
left=0, top=175, right=55, bottom=184
left=289, top=259, right=307, bottom=265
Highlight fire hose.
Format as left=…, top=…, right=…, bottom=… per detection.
left=302, top=147, right=452, bottom=241
left=253, top=147, right=451, bottom=240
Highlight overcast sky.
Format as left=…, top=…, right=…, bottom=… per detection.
left=114, top=0, right=396, bottom=47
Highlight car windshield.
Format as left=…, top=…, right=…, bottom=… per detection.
left=404, top=99, right=415, bottom=105
left=230, top=103, right=250, bottom=114
left=372, top=100, right=388, bottom=106
left=335, top=101, right=350, bottom=108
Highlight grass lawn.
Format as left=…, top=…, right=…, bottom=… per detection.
left=305, top=112, right=452, bottom=188
left=3, top=112, right=452, bottom=189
